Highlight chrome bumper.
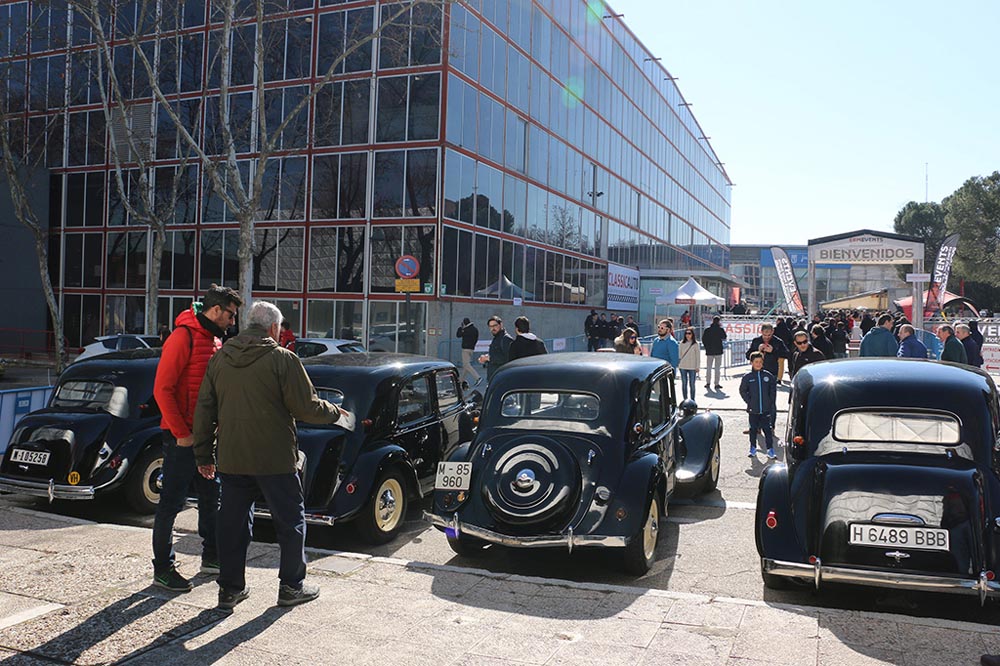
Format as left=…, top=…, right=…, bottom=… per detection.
left=763, top=557, right=1000, bottom=605
left=0, top=477, right=95, bottom=502
left=253, top=508, right=336, bottom=527
left=423, top=511, right=628, bottom=552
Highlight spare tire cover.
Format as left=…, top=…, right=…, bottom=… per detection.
left=482, top=435, right=581, bottom=529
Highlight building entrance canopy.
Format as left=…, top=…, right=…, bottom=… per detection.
left=806, top=229, right=925, bottom=328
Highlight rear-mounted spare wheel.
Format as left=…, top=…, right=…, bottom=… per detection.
left=482, top=436, right=581, bottom=532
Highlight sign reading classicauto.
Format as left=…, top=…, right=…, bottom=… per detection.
left=808, top=233, right=923, bottom=265
left=606, top=263, right=640, bottom=312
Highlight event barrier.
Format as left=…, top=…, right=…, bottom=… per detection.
left=0, top=385, right=53, bottom=454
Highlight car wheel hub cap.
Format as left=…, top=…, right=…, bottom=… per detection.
left=644, top=500, right=659, bottom=560
left=514, top=468, right=536, bottom=492
left=375, top=479, right=403, bottom=532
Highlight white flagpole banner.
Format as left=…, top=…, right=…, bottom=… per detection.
left=923, top=233, right=960, bottom=319
left=770, top=246, right=805, bottom=315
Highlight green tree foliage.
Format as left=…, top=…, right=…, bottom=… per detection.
left=943, top=172, right=1000, bottom=287
left=893, top=201, right=947, bottom=267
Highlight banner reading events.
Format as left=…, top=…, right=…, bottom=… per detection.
left=923, top=233, right=960, bottom=320
left=606, top=263, right=640, bottom=312
left=770, top=247, right=805, bottom=315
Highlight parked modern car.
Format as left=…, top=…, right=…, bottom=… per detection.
left=425, top=352, right=723, bottom=575
left=74, top=334, right=161, bottom=363
left=284, top=353, right=475, bottom=543
left=756, top=358, right=1000, bottom=604
left=0, top=349, right=165, bottom=513
left=295, top=338, right=366, bottom=359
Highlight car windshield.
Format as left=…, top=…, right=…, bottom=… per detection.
left=500, top=391, right=599, bottom=421
left=51, top=380, right=128, bottom=416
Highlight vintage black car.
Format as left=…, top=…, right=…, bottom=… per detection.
left=425, top=352, right=723, bottom=575
left=756, top=358, right=1000, bottom=603
left=0, top=349, right=165, bottom=513
left=287, top=353, right=474, bottom=543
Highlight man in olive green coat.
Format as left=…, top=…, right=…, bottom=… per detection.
left=937, top=324, right=968, bottom=364
left=193, top=300, right=350, bottom=612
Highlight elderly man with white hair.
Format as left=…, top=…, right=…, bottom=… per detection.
left=955, top=323, right=983, bottom=368
left=193, top=300, right=350, bottom=612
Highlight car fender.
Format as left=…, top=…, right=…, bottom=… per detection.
left=675, top=412, right=723, bottom=486
left=90, top=425, right=163, bottom=489
left=332, top=444, right=420, bottom=522
left=755, top=462, right=806, bottom=562
left=604, top=452, right=663, bottom=539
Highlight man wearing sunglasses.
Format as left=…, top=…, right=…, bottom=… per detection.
left=789, top=331, right=825, bottom=379
left=152, top=284, right=243, bottom=592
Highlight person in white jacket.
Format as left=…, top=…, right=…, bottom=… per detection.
left=677, top=327, right=701, bottom=400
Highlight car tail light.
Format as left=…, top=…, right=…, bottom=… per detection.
left=108, top=455, right=122, bottom=470
left=792, top=436, right=805, bottom=446
left=987, top=570, right=996, bottom=581
left=808, top=555, right=818, bottom=564
left=345, top=481, right=356, bottom=494
left=765, top=510, right=777, bottom=529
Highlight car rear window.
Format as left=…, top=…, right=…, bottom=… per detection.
left=500, top=392, right=599, bottom=421
left=51, top=380, right=121, bottom=412
left=832, top=410, right=961, bottom=445
left=337, top=343, right=366, bottom=353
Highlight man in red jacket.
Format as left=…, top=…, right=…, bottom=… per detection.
left=151, top=284, right=242, bottom=591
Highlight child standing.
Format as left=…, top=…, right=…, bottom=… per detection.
left=739, top=351, right=777, bottom=459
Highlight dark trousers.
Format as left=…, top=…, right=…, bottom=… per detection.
left=151, top=433, right=219, bottom=572
left=587, top=336, right=601, bottom=351
left=217, top=472, right=306, bottom=592
left=748, top=412, right=774, bottom=450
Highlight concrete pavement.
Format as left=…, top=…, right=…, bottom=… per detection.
left=0, top=505, right=991, bottom=665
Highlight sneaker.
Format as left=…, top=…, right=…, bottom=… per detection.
left=715, top=385, right=723, bottom=390
left=200, top=558, right=220, bottom=575
left=767, top=448, right=776, bottom=459
left=218, top=587, right=250, bottom=612
left=153, top=566, right=193, bottom=592
left=704, top=383, right=711, bottom=389
left=742, top=429, right=750, bottom=435
left=748, top=448, right=757, bottom=458
left=277, top=582, right=320, bottom=607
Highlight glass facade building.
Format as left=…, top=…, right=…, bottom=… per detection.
left=5, top=0, right=731, bottom=352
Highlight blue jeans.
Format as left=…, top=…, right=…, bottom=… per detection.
left=680, top=369, right=696, bottom=400
left=217, top=472, right=306, bottom=592
left=748, top=412, right=774, bottom=450
left=151, top=433, right=220, bottom=573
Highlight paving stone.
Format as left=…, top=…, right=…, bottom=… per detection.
left=576, top=617, right=660, bottom=648
left=817, top=611, right=904, bottom=652
left=310, top=554, right=366, bottom=576
left=664, top=598, right=745, bottom=629
left=548, top=641, right=645, bottom=666
left=730, top=634, right=818, bottom=665
left=645, top=624, right=734, bottom=661
left=0, top=590, right=226, bottom=666
left=596, top=592, right=674, bottom=623
left=818, top=639, right=904, bottom=666
left=893, top=623, right=986, bottom=665
left=0, top=592, right=62, bottom=632
left=467, top=629, right=566, bottom=664
left=0, top=545, right=148, bottom=605
left=738, top=605, right=818, bottom=637
left=403, top=608, right=495, bottom=652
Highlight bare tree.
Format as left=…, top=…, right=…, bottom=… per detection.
left=122, top=0, right=447, bottom=308
left=0, top=5, right=69, bottom=371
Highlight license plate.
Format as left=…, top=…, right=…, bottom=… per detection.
left=849, top=523, right=949, bottom=551
left=9, top=449, right=51, bottom=466
left=435, top=461, right=472, bottom=491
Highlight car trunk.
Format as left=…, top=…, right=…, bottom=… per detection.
left=254, top=427, right=348, bottom=514
left=1, top=411, right=113, bottom=483
left=814, top=457, right=985, bottom=578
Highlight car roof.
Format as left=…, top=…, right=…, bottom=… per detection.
left=297, top=338, right=362, bottom=346
left=490, top=352, right=670, bottom=392
left=795, top=357, right=994, bottom=410
left=94, top=334, right=158, bottom=341
left=302, top=352, right=453, bottom=379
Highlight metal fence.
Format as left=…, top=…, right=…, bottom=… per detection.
left=0, top=385, right=53, bottom=454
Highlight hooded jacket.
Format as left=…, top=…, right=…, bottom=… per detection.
left=739, top=368, right=777, bottom=415
left=192, top=324, right=339, bottom=475
left=859, top=326, right=897, bottom=357
left=701, top=322, right=727, bottom=356
left=810, top=329, right=834, bottom=360
left=509, top=332, right=547, bottom=360
left=153, top=306, right=223, bottom=439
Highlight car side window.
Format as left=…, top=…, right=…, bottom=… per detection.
left=119, top=337, right=143, bottom=350
left=435, top=371, right=460, bottom=411
left=297, top=342, right=321, bottom=358
left=397, top=376, right=433, bottom=425
left=647, top=379, right=665, bottom=429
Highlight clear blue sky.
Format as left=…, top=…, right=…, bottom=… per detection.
left=610, top=0, right=1000, bottom=245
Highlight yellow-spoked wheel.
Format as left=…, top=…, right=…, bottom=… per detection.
left=623, top=496, right=659, bottom=576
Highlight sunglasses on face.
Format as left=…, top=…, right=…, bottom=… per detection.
left=795, top=340, right=808, bottom=346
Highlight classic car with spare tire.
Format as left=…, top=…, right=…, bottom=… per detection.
left=0, top=349, right=166, bottom=513
left=289, top=353, right=475, bottom=543
left=425, top=352, right=724, bottom=575
left=756, top=358, right=1000, bottom=603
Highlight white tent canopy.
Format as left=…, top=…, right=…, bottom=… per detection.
left=655, top=277, right=725, bottom=306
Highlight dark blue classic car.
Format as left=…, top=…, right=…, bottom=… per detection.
left=426, top=352, right=723, bottom=575
left=288, top=353, right=474, bottom=543
left=757, top=358, right=1000, bottom=603
left=0, top=350, right=165, bottom=513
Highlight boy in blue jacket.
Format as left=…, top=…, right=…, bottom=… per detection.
left=739, top=351, right=777, bottom=459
